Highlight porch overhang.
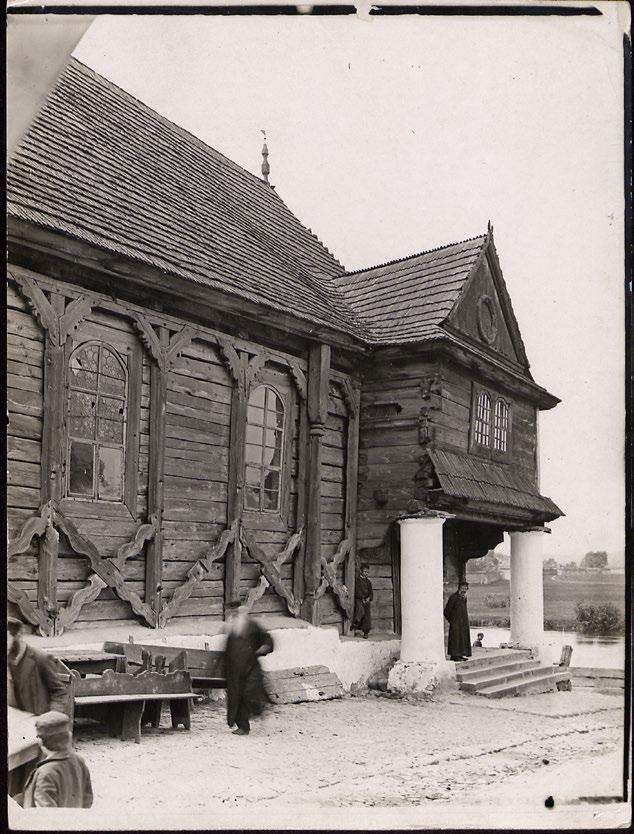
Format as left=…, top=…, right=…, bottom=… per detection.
left=427, top=448, right=564, bottom=524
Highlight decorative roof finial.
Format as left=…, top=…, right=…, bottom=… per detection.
left=260, top=129, right=270, bottom=184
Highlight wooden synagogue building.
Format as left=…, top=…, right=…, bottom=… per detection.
left=6, top=59, right=562, bottom=665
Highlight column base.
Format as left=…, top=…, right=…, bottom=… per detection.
left=387, top=659, right=458, bottom=700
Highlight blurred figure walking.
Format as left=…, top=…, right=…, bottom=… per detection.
left=224, top=601, right=274, bottom=736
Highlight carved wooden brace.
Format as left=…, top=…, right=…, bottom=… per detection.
left=316, top=537, right=353, bottom=619
left=7, top=504, right=157, bottom=635
left=10, top=272, right=93, bottom=345
left=158, top=520, right=238, bottom=627
left=239, top=527, right=303, bottom=617
left=133, top=315, right=194, bottom=372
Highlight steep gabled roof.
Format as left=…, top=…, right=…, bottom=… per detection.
left=331, top=235, right=488, bottom=344
left=7, top=59, right=371, bottom=339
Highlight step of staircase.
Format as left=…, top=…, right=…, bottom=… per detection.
left=456, top=658, right=540, bottom=683
left=459, top=661, right=544, bottom=692
left=476, top=669, right=571, bottom=699
left=454, top=650, right=532, bottom=674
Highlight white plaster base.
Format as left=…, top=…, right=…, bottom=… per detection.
left=387, top=659, right=457, bottom=699
left=36, top=622, right=401, bottom=693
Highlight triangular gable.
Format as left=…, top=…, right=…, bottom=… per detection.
left=443, top=229, right=530, bottom=369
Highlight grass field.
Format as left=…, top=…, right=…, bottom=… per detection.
left=466, top=575, right=625, bottom=630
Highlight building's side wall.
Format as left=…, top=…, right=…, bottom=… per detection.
left=7, top=281, right=44, bottom=606
left=6, top=263, right=358, bottom=634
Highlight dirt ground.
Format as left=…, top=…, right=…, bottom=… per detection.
left=69, top=687, right=624, bottom=816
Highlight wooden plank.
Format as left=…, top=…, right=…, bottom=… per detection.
left=224, top=348, right=245, bottom=608
left=162, top=498, right=227, bottom=523
left=162, top=521, right=226, bottom=541
left=145, top=326, right=168, bottom=620
left=7, top=437, right=41, bottom=464
left=7, top=460, right=41, bottom=488
left=7, top=308, right=45, bottom=342
left=7, top=387, right=43, bottom=418
left=7, top=338, right=45, bottom=368
left=7, top=486, right=41, bottom=509
left=7, top=372, right=42, bottom=393
left=303, top=343, right=330, bottom=624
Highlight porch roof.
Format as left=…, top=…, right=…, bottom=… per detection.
left=428, top=448, right=563, bottom=521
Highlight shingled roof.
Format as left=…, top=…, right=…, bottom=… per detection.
left=330, top=235, right=488, bottom=344
left=6, top=58, right=523, bottom=360
left=428, top=448, right=563, bottom=520
left=6, top=58, right=370, bottom=339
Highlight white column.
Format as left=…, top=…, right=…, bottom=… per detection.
left=388, top=513, right=456, bottom=698
left=509, top=530, right=545, bottom=649
left=398, top=516, right=447, bottom=663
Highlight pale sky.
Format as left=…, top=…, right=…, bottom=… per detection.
left=65, top=7, right=625, bottom=561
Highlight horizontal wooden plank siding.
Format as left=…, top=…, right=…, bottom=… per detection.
left=7, top=282, right=44, bottom=594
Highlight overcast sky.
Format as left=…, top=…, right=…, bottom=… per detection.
left=68, top=8, right=627, bottom=560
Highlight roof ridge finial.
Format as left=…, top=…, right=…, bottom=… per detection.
left=487, top=219, right=493, bottom=236
left=260, top=129, right=270, bottom=185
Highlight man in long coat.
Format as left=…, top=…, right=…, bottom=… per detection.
left=7, top=617, right=68, bottom=715
left=21, top=712, right=93, bottom=808
left=353, top=563, right=373, bottom=638
left=444, top=582, right=472, bottom=661
left=224, top=602, right=274, bottom=736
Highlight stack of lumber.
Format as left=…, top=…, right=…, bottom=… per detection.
left=263, top=665, right=344, bottom=704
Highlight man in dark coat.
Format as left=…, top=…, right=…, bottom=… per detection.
left=353, top=563, right=373, bottom=638
left=21, top=711, right=93, bottom=808
left=444, top=582, right=472, bottom=661
left=224, top=602, right=274, bottom=736
left=7, top=617, right=68, bottom=715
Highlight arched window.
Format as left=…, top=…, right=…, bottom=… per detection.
left=493, top=399, right=510, bottom=452
left=66, top=341, right=128, bottom=501
left=244, top=385, right=286, bottom=511
left=474, top=391, right=491, bottom=447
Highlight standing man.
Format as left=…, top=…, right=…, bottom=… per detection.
left=7, top=617, right=68, bottom=715
left=20, top=712, right=93, bottom=808
left=224, top=601, right=274, bottom=736
left=444, top=582, right=472, bottom=662
left=353, top=563, right=373, bottom=638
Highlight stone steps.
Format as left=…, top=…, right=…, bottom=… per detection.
left=476, top=669, right=571, bottom=698
left=454, top=650, right=532, bottom=674
left=455, top=650, right=571, bottom=698
left=456, top=658, right=540, bottom=684
left=458, top=661, right=544, bottom=692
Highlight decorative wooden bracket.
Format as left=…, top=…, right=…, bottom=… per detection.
left=10, top=272, right=93, bottom=345
left=158, top=520, right=239, bottom=627
left=239, top=527, right=304, bottom=617
left=53, top=510, right=157, bottom=628
left=7, top=503, right=57, bottom=635
left=7, top=504, right=157, bottom=635
left=215, top=336, right=242, bottom=382
left=316, top=537, right=353, bottom=619
left=133, top=315, right=194, bottom=372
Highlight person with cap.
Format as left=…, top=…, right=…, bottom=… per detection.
left=7, top=616, right=68, bottom=716
left=444, top=582, right=472, bottom=662
left=473, top=632, right=485, bottom=648
left=223, top=601, right=274, bottom=736
left=353, top=563, right=373, bottom=638
left=19, top=711, right=93, bottom=808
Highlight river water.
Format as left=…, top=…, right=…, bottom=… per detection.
left=471, top=626, right=625, bottom=669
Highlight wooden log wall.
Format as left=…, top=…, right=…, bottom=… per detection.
left=160, top=340, right=232, bottom=620
left=7, top=282, right=44, bottom=611
left=8, top=267, right=357, bottom=632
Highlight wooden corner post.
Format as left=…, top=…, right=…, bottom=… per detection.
left=302, top=343, right=330, bottom=625
left=145, top=326, right=169, bottom=625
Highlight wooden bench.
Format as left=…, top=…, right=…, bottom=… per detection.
left=103, top=640, right=226, bottom=690
left=44, top=648, right=126, bottom=677
left=69, top=668, right=196, bottom=743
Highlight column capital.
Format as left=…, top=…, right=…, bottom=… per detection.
left=398, top=509, right=454, bottom=526
left=510, top=526, right=551, bottom=536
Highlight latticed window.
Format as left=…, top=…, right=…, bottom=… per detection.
left=66, top=342, right=128, bottom=501
left=493, top=399, right=510, bottom=452
left=244, top=385, right=286, bottom=511
left=474, top=391, right=491, bottom=446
